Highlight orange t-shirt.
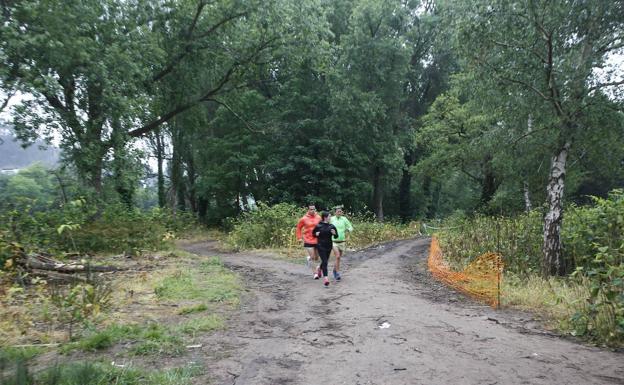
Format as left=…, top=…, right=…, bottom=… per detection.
left=296, top=213, right=321, bottom=244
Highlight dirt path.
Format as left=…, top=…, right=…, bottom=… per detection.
left=181, top=238, right=623, bottom=385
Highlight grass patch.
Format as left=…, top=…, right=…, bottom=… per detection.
left=0, top=346, right=46, bottom=362
left=178, top=304, right=208, bottom=315
left=62, top=314, right=224, bottom=356
left=1, top=360, right=202, bottom=385
left=178, top=315, right=224, bottom=336
left=155, top=257, right=240, bottom=305
left=62, top=323, right=184, bottom=356
left=502, top=273, right=623, bottom=346
left=502, top=274, right=582, bottom=325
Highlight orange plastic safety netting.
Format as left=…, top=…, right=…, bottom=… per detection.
left=428, top=236, right=504, bottom=308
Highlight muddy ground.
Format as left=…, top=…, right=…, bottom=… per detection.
left=181, top=237, right=623, bottom=385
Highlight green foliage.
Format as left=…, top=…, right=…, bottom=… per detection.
left=50, top=282, right=112, bottom=340
left=567, top=192, right=624, bottom=345
left=0, top=188, right=201, bottom=265
left=437, top=211, right=543, bottom=274
left=563, top=190, right=624, bottom=269
left=226, top=203, right=302, bottom=250
left=226, top=203, right=420, bottom=251
left=348, top=219, right=421, bottom=249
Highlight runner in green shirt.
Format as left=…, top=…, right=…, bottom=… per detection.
left=329, top=206, right=353, bottom=281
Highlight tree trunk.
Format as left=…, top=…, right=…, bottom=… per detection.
left=398, top=166, right=411, bottom=223
left=197, top=196, right=208, bottom=223
left=542, top=141, right=571, bottom=277
left=398, top=150, right=416, bottom=223
left=373, top=166, right=384, bottom=222
left=90, top=157, right=103, bottom=196
left=170, top=121, right=186, bottom=212
left=156, top=131, right=166, bottom=208
left=523, top=181, right=532, bottom=212
left=185, top=152, right=198, bottom=213
left=523, top=115, right=533, bottom=212
left=480, top=154, right=497, bottom=207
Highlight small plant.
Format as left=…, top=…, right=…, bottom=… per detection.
left=50, top=281, right=112, bottom=340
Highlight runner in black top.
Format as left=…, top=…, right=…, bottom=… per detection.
left=313, top=211, right=338, bottom=287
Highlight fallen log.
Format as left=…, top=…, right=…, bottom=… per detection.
left=12, top=249, right=123, bottom=275
left=30, top=268, right=88, bottom=282
left=24, top=253, right=120, bottom=273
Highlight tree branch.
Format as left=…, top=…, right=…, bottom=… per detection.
left=588, top=79, right=624, bottom=92
left=460, top=166, right=481, bottom=182
left=207, top=98, right=265, bottom=134
left=472, top=55, right=552, bottom=101
left=0, top=89, right=16, bottom=112
left=131, top=33, right=278, bottom=138
left=151, top=11, right=247, bottom=82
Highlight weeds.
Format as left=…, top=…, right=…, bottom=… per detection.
left=1, top=360, right=202, bottom=385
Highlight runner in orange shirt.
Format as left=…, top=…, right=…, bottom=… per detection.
left=296, top=204, right=322, bottom=279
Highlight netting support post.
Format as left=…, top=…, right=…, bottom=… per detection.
left=496, top=269, right=501, bottom=309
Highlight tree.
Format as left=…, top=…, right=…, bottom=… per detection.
left=329, top=0, right=414, bottom=221
left=0, top=0, right=281, bottom=199
left=447, top=0, right=624, bottom=275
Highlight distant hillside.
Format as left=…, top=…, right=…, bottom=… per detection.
left=0, top=123, right=60, bottom=170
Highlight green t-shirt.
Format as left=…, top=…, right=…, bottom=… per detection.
left=330, top=216, right=353, bottom=242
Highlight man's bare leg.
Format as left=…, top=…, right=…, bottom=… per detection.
left=332, top=246, right=342, bottom=280
left=334, top=248, right=341, bottom=272
left=306, top=247, right=315, bottom=273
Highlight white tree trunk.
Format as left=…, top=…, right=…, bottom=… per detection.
left=542, top=141, right=570, bottom=277
left=523, top=181, right=532, bottom=212
left=524, top=115, right=533, bottom=212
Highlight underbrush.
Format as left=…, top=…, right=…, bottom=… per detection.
left=436, top=190, right=624, bottom=347
left=225, top=202, right=420, bottom=253
left=0, top=200, right=200, bottom=269
left=0, top=250, right=238, bottom=381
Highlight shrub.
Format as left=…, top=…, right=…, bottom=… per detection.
left=226, top=203, right=301, bottom=250
left=226, top=203, right=421, bottom=251
left=0, top=200, right=202, bottom=265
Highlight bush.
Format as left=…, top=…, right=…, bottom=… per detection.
left=226, top=203, right=421, bottom=251
left=0, top=199, right=202, bottom=265
left=437, top=211, right=543, bottom=274
left=226, top=203, right=302, bottom=249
